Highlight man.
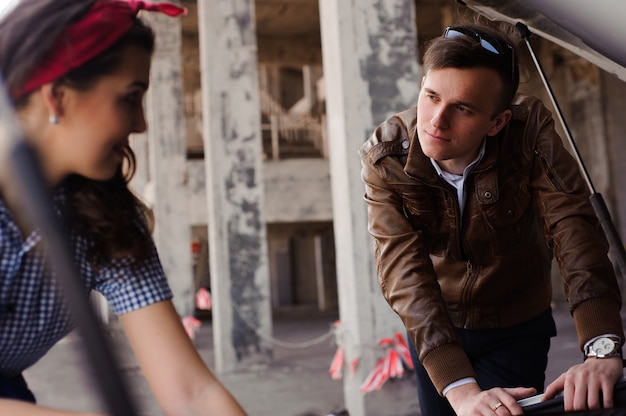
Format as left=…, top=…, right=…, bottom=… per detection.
left=359, top=23, right=624, bottom=416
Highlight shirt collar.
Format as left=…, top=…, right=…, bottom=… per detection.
left=430, top=137, right=487, bottom=178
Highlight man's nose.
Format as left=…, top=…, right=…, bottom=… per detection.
left=431, top=107, right=449, bottom=129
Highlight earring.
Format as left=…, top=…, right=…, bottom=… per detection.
left=49, top=115, right=60, bottom=125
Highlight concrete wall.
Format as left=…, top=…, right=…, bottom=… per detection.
left=185, top=158, right=333, bottom=226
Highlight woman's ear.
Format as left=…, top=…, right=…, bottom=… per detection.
left=39, top=83, right=65, bottom=119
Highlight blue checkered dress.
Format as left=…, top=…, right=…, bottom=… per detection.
left=0, top=188, right=173, bottom=377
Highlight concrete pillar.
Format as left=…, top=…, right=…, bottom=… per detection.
left=318, top=0, right=420, bottom=414
left=141, top=12, right=194, bottom=316
left=197, top=0, right=273, bottom=372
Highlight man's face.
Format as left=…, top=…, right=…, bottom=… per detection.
left=416, top=66, right=511, bottom=175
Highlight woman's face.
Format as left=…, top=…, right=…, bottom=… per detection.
left=50, top=44, right=151, bottom=183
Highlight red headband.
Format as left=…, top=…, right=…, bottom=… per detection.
left=15, top=0, right=186, bottom=98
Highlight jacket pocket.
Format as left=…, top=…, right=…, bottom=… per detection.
left=401, top=190, right=449, bottom=257
left=480, top=183, right=533, bottom=256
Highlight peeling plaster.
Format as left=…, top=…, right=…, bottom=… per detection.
left=362, top=0, right=419, bottom=123
left=224, top=150, right=264, bottom=360
left=228, top=229, right=265, bottom=361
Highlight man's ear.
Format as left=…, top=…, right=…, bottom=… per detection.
left=487, top=109, right=512, bottom=136
left=39, top=83, right=65, bottom=118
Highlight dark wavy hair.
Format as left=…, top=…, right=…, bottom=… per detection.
left=0, top=0, right=156, bottom=265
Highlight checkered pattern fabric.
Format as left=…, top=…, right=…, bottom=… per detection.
left=0, top=188, right=172, bottom=377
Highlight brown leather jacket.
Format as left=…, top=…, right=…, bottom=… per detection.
left=359, top=94, right=624, bottom=394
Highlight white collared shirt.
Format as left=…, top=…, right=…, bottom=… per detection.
left=430, top=139, right=487, bottom=217
left=429, top=140, right=486, bottom=396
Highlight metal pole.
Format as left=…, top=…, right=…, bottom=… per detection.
left=516, top=22, right=626, bottom=279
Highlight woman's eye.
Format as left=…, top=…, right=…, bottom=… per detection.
left=125, top=91, right=142, bottom=105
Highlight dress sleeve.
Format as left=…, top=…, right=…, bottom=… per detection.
left=94, top=239, right=173, bottom=315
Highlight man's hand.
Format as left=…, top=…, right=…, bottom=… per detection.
left=445, top=382, right=536, bottom=416
left=543, top=356, right=624, bottom=411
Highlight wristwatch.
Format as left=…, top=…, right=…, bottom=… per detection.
left=584, top=336, right=623, bottom=359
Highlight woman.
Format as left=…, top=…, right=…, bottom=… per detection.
left=0, top=0, right=247, bottom=414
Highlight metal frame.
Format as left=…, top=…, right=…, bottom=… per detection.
left=515, top=23, right=626, bottom=278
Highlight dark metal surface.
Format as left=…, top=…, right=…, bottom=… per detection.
left=523, top=379, right=626, bottom=415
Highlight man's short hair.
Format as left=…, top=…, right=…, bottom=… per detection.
left=423, top=24, right=520, bottom=113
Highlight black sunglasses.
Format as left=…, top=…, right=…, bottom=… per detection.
left=444, top=26, right=516, bottom=82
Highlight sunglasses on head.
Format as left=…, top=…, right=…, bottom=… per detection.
left=444, top=25, right=516, bottom=83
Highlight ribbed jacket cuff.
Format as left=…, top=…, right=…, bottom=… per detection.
left=573, top=298, right=625, bottom=351
left=421, top=343, right=476, bottom=396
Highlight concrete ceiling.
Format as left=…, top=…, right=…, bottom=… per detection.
left=182, top=0, right=445, bottom=37
left=255, top=0, right=321, bottom=36
left=179, top=0, right=456, bottom=65
left=253, top=0, right=446, bottom=37
left=181, top=0, right=321, bottom=37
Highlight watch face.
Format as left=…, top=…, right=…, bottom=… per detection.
left=592, top=338, right=617, bottom=355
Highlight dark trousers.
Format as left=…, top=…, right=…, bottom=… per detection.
left=408, top=308, right=557, bottom=416
left=0, top=373, right=36, bottom=403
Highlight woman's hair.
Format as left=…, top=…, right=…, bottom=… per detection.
left=0, top=0, right=94, bottom=102
left=423, top=23, right=520, bottom=113
left=0, top=0, right=156, bottom=265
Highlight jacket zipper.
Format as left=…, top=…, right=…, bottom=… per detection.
left=405, top=170, right=476, bottom=326
left=534, top=148, right=564, bottom=191
left=461, top=259, right=475, bottom=328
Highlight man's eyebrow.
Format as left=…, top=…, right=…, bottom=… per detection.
left=423, top=87, right=479, bottom=111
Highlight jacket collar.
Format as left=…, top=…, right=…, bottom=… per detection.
left=405, top=131, right=504, bottom=210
